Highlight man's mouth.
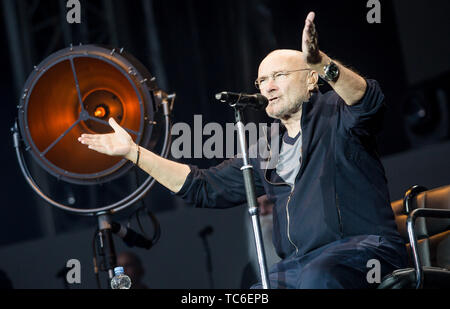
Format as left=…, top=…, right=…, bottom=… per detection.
left=269, top=96, right=280, bottom=104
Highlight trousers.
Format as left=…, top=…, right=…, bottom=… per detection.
left=251, top=234, right=409, bottom=289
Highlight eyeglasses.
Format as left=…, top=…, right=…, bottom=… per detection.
left=254, top=68, right=312, bottom=90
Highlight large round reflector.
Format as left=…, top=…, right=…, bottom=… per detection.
left=18, top=45, right=161, bottom=185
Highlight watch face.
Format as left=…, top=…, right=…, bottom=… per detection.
left=325, top=62, right=339, bottom=82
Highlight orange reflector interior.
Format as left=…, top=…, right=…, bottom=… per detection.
left=26, top=56, right=142, bottom=175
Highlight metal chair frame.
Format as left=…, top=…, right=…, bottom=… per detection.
left=403, top=185, right=450, bottom=289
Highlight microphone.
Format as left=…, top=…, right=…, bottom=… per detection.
left=111, top=221, right=153, bottom=250
left=215, top=92, right=268, bottom=110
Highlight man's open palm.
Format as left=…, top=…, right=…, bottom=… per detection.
left=78, top=118, right=133, bottom=157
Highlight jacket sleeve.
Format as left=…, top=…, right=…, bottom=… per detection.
left=174, top=157, right=266, bottom=209
left=338, top=79, right=386, bottom=137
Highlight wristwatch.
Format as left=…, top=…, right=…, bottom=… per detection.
left=322, top=60, right=340, bottom=83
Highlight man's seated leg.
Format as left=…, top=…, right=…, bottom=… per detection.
left=250, top=252, right=300, bottom=289
left=297, top=235, right=407, bottom=289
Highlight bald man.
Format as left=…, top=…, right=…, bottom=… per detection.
left=79, top=12, right=408, bottom=288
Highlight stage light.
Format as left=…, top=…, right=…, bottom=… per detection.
left=94, top=106, right=107, bottom=118
left=12, top=44, right=174, bottom=215
left=12, top=45, right=174, bottom=284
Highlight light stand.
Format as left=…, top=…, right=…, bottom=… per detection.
left=96, top=213, right=117, bottom=284
left=12, top=45, right=174, bottom=289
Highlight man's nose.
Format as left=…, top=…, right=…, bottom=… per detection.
left=264, top=78, right=278, bottom=94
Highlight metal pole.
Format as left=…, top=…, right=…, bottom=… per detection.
left=141, top=0, right=168, bottom=91
left=2, top=0, right=26, bottom=96
left=58, top=0, right=73, bottom=46
left=234, top=108, right=270, bottom=289
left=97, top=213, right=117, bottom=284
left=102, top=0, right=119, bottom=46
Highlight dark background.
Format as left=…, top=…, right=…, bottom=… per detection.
left=0, top=0, right=449, bottom=288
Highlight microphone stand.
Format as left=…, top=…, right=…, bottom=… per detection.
left=234, top=108, right=270, bottom=289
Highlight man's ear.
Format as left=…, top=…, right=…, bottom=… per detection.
left=307, top=70, right=319, bottom=91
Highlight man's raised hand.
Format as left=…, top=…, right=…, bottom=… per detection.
left=78, top=117, right=135, bottom=157
left=302, top=11, right=322, bottom=65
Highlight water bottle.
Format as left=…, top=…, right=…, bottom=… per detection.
left=110, top=266, right=132, bottom=289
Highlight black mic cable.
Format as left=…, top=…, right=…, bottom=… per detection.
left=111, top=221, right=153, bottom=250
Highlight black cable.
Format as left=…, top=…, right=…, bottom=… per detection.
left=146, top=208, right=161, bottom=244
left=199, top=226, right=214, bottom=289
left=132, top=164, right=161, bottom=247
left=135, top=203, right=161, bottom=246
left=92, top=227, right=102, bottom=289
left=136, top=207, right=146, bottom=236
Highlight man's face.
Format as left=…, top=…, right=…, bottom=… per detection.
left=257, top=51, right=311, bottom=120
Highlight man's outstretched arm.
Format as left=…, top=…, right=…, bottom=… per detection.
left=78, top=117, right=190, bottom=193
left=302, top=11, right=367, bottom=106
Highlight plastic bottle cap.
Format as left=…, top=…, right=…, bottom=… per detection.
left=114, top=266, right=124, bottom=275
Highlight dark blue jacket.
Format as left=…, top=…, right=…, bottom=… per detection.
left=176, top=80, right=402, bottom=259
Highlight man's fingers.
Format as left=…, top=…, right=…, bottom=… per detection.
left=109, top=117, right=118, bottom=130
left=78, top=134, right=109, bottom=147
left=303, top=13, right=316, bottom=42
left=79, top=136, right=109, bottom=153
left=79, top=133, right=102, bottom=140
left=301, top=11, right=321, bottom=64
left=305, top=11, right=316, bottom=34
left=306, top=11, right=315, bottom=23
left=79, top=136, right=98, bottom=144
left=109, top=117, right=126, bottom=134
left=305, top=19, right=312, bottom=28
left=305, top=12, right=318, bottom=43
